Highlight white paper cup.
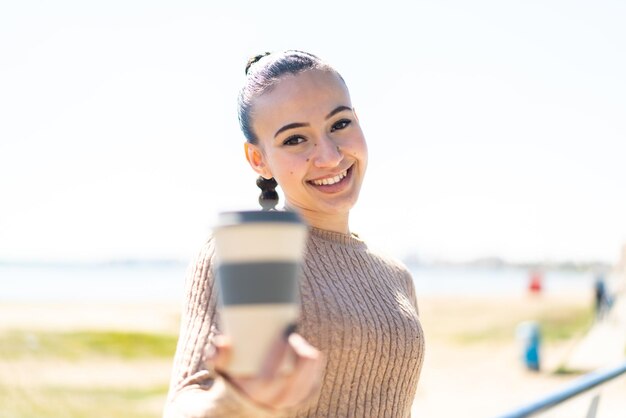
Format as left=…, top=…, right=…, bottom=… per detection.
left=213, top=210, right=307, bottom=376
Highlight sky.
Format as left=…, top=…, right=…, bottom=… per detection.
left=1, top=1, right=625, bottom=264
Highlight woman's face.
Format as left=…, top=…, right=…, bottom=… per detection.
left=248, top=69, right=368, bottom=225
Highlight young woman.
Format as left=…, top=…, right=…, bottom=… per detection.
left=164, top=50, right=425, bottom=418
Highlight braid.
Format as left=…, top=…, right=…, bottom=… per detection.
left=256, top=176, right=279, bottom=210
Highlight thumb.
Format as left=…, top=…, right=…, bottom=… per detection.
left=204, top=335, right=233, bottom=372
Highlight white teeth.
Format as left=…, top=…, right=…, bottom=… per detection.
left=311, top=169, right=347, bottom=186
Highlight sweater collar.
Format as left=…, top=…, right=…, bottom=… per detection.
left=308, top=226, right=367, bottom=249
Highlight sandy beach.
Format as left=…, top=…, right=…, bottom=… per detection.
left=1, top=293, right=625, bottom=418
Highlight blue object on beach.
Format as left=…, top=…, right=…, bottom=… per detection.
left=516, top=321, right=541, bottom=371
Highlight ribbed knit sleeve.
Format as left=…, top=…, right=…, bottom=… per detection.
left=163, top=238, right=285, bottom=418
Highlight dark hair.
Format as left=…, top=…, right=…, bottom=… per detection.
left=256, top=176, right=278, bottom=210
left=237, top=50, right=342, bottom=144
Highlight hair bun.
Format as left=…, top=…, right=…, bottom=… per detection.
left=245, top=52, right=271, bottom=75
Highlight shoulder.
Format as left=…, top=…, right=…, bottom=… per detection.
left=354, top=235, right=415, bottom=290
left=361, top=244, right=421, bottom=314
left=356, top=235, right=411, bottom=274
left=183, top=236, right=217, bottom=287
left=191, top=235, right=216, bottom=266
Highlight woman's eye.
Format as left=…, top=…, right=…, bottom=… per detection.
left=283, top=135, right=305, bottom=146
left=331, top=119, right=351, bottom=132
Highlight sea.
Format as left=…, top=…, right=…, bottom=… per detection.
left=0, top=262, right=600, bottom=304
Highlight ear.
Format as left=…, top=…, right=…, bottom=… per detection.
left=244, top=143, right=272, bottom=179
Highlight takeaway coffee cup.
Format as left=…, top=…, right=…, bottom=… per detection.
left=213, top=210, right=308, bottom=376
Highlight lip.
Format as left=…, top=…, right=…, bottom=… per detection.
left=306, top=165, right=354, bottom=193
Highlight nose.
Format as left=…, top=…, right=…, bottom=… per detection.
left=313, top=136, right=343, bottom=168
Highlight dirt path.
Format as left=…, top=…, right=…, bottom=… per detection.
left=563, top=293, right=626, bottom=372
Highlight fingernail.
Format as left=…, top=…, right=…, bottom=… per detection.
left=283, top=323, right=298, bottom=339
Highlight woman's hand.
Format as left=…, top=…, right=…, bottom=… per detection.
left=204, top=331, right=325, bottom=411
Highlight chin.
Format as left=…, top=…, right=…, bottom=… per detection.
left=321, top=196, right=360, bottom=214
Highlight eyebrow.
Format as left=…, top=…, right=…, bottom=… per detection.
left=325, top=105, right=352, bottom=120
left=274, top=122, right=309, bottom=138
left=273, top=105, right=353, bottom=138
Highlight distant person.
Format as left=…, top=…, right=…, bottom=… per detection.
left=528, top=270, right=543, bottom=295
left=516, top=321, right=541, bottom=371
left=163, top=51, right=425, bottom=417
left=594, top=274, right=610, bottom=320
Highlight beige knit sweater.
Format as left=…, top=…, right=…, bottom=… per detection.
left=164, top=227, right=425, bottom=418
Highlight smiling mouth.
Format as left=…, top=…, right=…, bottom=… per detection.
left=308, top=166, right=352, bottom=187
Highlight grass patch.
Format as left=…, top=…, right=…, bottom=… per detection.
left=0, top=330, right=177, bottom=360
left=454, top=325, right=515, bottom=344
left=553, top=365, right=586, bottom=375
left=44, top=384, right=169, bottom=400
left=453, top=305, right=594, bottom=344
left=536, top=307, right=594, bottom=342
left=0, top=383, right=168, bottom=418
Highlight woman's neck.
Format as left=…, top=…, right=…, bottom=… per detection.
left=283, top=203, right=350, bottom=235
